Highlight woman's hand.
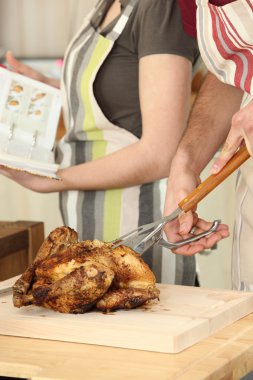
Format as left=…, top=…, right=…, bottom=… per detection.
left=0, top=166, right=64, bottom=193
left=5, top=51, right=60, bottom=88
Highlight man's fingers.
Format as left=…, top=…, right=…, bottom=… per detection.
left=171, top=223, right=229, bottom=256
left=211, top=137, right=243, bottom=174
left=243, top=130, right=253, bottom=157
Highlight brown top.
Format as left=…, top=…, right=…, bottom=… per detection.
left=92, top=0, right=199, bottom=138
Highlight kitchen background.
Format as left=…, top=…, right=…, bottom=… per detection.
left=0, top=0, right=237, bottom=290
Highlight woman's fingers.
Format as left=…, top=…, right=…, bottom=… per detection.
left=6, top=51, right=27, bottom=74
left=5, top=51, right=46, bottom=82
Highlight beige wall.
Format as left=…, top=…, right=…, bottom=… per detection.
left=0, top=0, right=97, bottom=57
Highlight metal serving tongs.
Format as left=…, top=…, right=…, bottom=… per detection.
left=111, top=145, right=250, bottom=255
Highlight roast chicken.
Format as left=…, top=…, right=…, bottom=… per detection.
left=13, top=226, right=160, bottom=313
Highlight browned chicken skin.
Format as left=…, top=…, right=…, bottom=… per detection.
left=13, top=227, right=160, bottom=313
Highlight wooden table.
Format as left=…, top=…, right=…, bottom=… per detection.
left=1, top=312, right=253, bottom=380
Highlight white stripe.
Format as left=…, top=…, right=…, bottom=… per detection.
left=113, top=14, right=128, bottom=35
left=158, top=178, right=167, bottom=215
left=161, top=243, right=176, bottom=284
left=120, top=187, right=140, bottom=236
left=58, top=137, right=72, bottom=168
left=158, top=178, right=177, bottom=284
left=66, top=191, right=79, bottom=232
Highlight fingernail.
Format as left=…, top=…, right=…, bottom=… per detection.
left=211, top=164, right=220, bottom=174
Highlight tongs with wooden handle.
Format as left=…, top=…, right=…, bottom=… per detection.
left=112, top=145, right=250, bottom=254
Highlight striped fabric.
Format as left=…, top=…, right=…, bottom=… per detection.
left=197, top=0, right=253, bottom=95
left=196, top=0, right=253, bottom=291
left=56, top=0, right=196, bottom=284
left=58, top=0, right=140, bottom=243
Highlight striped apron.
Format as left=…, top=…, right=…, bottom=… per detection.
left=196, top=0, right=253, bottom=290
left=56, top=0, right=196, bottom=284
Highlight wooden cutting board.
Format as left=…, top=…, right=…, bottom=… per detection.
left=1, top=277, right=253, bottom=353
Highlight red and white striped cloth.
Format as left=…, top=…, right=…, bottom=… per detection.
left=196, top=0, right=253, bottom=291
left=197, top=0, right=253, bottom=95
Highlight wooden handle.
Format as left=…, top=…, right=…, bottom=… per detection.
left=178, top=145, right=250, bottom=213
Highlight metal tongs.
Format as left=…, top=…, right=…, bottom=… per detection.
left=112, top=145, right=250, bottom=255
left=112, top=216, right=221, bottom=254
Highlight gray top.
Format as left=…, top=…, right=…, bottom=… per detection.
left=92, top=0, right=199, bottom=138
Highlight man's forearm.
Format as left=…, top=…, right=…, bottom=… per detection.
left=174, top=72, right=243, bottom=175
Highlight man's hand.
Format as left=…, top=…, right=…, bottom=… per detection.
left=163, top=72, right=242, bottom=255
left=212, top=99, right=253, bottom=174
left=164, top=164, right=229, bottom=255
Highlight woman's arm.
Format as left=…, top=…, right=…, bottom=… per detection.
left=1, top=54, right=192, bottom=193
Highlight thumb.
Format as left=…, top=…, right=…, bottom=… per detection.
left=178, top=211, right=194, bottom=234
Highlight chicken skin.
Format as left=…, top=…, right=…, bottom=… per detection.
left=13, top=227, right=160, bottom=313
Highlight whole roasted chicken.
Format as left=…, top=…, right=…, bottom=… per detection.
left=13, top=226, right=160, bottom=313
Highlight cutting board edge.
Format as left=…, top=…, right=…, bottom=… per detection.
left=0, top=305, right=211, bottom=354
left=208, top=295, right=253, bottom=334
